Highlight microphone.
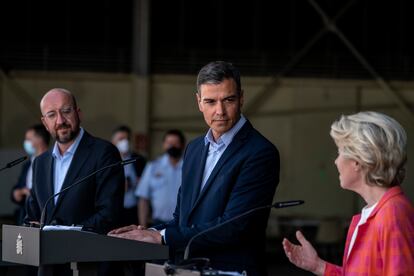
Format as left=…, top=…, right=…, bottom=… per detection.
left=0, top=156, right=28, bottom=172
left=39, top=157, right=137, bottom=229
left=183, top=200, right=304, bottom=260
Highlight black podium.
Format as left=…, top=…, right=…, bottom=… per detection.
left=2, top=225, right=168, bottom=275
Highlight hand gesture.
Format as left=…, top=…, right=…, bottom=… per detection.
left=282, top=231, right=326, bottom=275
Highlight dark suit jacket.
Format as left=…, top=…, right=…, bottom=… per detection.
left=25, top=131, right=125, bottom=234
left=11, top=160, right=31, bottom=206
left=11, top=160, right=31, bottom=225
left=130, top=152, right=146, bottom=178
left=156, top=120, right=280, bottom=275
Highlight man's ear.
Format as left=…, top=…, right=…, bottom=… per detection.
left=41, top=117, right=48, bottom=131
left=76, top=108, right=83, bottom=122
left=239, top=90, right=244, bottom=107
left=196, top=92, right=203, bottom=112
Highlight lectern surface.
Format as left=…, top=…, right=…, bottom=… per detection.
left=2, top=225, right=168, bottom=266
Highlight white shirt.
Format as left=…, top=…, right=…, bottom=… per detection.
left=52, top=128, right=84, bottom=203
left=347, top=202, right=378, bottom=258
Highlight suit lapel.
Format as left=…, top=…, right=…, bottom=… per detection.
left=45, top=154, right=56, bottom=211
left=50, top=132, right=93, bottom=219
left=189, top=121, right=252, bottom=215
left=190, top=142, right=209, bottom=209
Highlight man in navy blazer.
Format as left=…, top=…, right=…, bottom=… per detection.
left=25, top=89, right=124, bottom=235
left=110, top=61, right=280, bottom=275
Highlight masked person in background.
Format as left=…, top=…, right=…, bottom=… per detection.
left=135, top=129, right=186, bottom=227
left=11, top=124, right=50, bottom=225
left=111, top=125, right=146, bottom=226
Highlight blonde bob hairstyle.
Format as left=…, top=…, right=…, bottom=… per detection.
left=330, top=111, right=407, bottom=187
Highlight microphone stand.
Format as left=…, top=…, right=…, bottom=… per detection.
left=39, top=158, right=136, bottom=230
left=162, top=200, right=304, bottom=274
left=0, top=156, right=28, bottom=172
left=183, top=200, right=304, bottom=260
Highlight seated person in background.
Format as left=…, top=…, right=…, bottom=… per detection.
left=11, top=124, right=50, bottom=225
left=111, top=125, right=146, bottom=226
left=135, top=129, right=185, bottom=227
left=283, top=111, right=414, bottom=275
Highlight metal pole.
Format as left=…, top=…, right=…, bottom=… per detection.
left=308, top=0, right=414, bottom=123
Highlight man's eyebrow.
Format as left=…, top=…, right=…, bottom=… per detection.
left=201, top=92, right=238, bottom=102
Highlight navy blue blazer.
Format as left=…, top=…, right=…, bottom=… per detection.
left=156, top=120, right=280, bottom=274
left=11, top=160, right=31, bottom=225
left=10, top=160, right=31, bottom=206
left=25, top=131, right=125, bottom=234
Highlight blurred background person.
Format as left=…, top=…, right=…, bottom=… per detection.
left=10, top=124, right=50, bottom=225
left=135, top=129, right=185, bottom=227
left=283, top=111, right=414, bottom=275
left=111, top=125, right=146, bottom=226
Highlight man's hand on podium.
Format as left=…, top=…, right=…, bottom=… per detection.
left=108, top=224, right=162, bottom=244
left=108, top=224, right=142, bottom=234
left=24, top=221, right=40, bottom=228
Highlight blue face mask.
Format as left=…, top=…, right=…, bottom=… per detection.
left=23, top=140, right=36, bottom=156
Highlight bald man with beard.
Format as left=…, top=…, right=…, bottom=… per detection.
left=25, top=88, right=124, bottom=275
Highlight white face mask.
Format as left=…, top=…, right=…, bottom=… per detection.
left=116, top=139, right=130, bottom=154
left=23, top=140, right=36, bottom=156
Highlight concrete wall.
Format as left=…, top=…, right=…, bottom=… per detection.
left=1, top=71, right=413, bottom=220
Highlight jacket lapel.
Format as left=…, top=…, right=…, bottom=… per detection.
left=45, top=153, right=56, bottom=212
left=189, top=121, right=252, bottom=215
left=50, top=132, right=93, bottom=220
left=343, top=187, right=402, bottom=265
left=190, top=142, right=209, bottom=209
left=343, top=215, right=360, bottom=265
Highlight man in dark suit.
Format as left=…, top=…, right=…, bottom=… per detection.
left=109, top=61, right=280, bottom=275
left=11, top=124, right=50, bottom=225
left=25, top=88, right=124, bottom=234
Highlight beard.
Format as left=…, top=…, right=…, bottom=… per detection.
left=54, top=123, right=80, bottom=144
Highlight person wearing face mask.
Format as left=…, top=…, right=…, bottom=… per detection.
left=111, top=125, right=146, bottom=226
left=11, top=124, right=50, bottom=225
left=135, top=129, right=186, bottom=227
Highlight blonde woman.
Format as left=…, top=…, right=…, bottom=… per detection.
left=283, top=111, right=414, bottom=275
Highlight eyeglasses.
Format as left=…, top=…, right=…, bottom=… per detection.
left=43, top=106, right=75, bottom=121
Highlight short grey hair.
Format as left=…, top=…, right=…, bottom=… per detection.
left=330, top=111, right=407, bottom=187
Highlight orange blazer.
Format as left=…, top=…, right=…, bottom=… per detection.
left=325, top=186, right=414, bottom=276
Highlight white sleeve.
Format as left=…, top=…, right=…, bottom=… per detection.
left=135, top=163, right=152, bottom=199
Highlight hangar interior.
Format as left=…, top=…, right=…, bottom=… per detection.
left=1, top=0, right=413, bottom=275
